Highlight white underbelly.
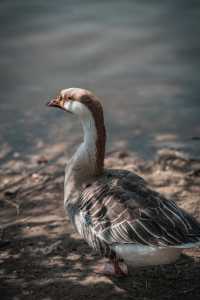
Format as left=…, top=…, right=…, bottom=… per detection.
left=112, top=244, right=182, bottom=267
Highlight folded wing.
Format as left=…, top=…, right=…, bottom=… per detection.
left=77, top=169, right=200, bottom=252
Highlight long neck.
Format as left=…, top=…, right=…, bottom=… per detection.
left=66, top=111, right=106, bottom=183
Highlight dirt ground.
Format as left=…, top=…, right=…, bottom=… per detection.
left=0, top=143, right=200, bottom=300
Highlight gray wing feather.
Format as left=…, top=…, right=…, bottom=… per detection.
left=77, top=169, right=200, bottom=250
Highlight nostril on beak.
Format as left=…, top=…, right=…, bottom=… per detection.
left=46, top=100, right=51, bottom=106
left=46, top=99, right=57, bottom=107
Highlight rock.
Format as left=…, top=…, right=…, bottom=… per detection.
left=37, top=155, right=48, bottom=164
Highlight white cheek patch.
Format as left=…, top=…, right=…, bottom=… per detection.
left=64, top=101, right=73, bottom=112
left=64, top=101, right=91, bottom=118
left=72, top=102, right=88, bottom=116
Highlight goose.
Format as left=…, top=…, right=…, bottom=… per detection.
left=47, top=87, right=200, bottom=276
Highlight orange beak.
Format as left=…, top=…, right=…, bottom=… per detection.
left=46, top=97, right=65, bottom=110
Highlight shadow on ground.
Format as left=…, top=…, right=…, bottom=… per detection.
left=1, top=146, right=200, bottom=300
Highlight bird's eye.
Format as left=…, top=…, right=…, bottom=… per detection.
left=68, top=96, right=72, bottom=100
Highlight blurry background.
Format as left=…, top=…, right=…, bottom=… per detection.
left=1, top=0, right=200, bottom=161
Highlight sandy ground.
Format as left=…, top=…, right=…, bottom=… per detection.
left=0, top=144, right=200, bottom=300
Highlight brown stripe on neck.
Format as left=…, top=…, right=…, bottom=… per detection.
left=80, top=94, right=106, bottom=175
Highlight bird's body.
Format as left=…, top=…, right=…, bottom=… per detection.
left=64, top=168, right=200, bottom=269
left=47, top=87, right=200, bottom=276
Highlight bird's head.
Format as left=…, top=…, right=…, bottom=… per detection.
left=47, top=87, right=106, bottom=174
left=46, top=87, right=103, bottom=120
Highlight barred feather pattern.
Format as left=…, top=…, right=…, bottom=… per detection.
left=66, top=169, right=200, bottom=259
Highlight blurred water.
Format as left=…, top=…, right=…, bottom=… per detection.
left=0, top=0, right=200, bottom=160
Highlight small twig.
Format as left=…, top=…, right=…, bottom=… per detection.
left=1, top=198, right=20, bottom=216
left=177, top=286, right=198, bottom=295
left=0, top=163, right=49, bottom=194
left=0, top=216, right=32, bottom=231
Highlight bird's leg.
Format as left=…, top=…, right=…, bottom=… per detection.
left=113, top=258, right=128, bottom=276
left=94, top=258, right=128, bottom=277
